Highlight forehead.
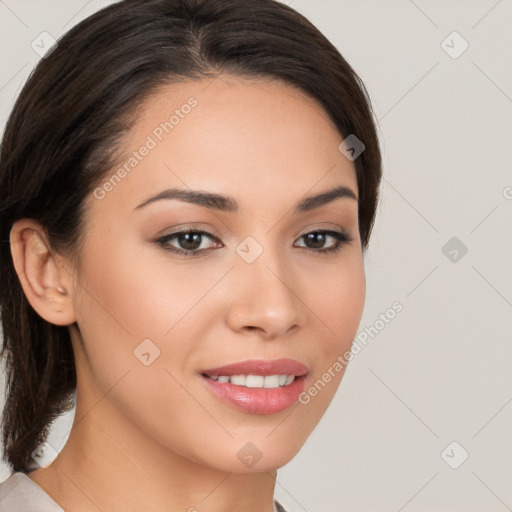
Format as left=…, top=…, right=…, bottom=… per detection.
left=89, top=74, right=357, bottom=216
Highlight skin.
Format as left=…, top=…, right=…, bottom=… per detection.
left=10, top=75, right=365, bottom=512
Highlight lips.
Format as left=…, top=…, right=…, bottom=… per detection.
left=201, top=358, right=308, bottom=377
left=200, top=358, right=308, bottom=414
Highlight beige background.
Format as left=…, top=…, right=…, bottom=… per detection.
left=1, top=1, right=511, bottom=510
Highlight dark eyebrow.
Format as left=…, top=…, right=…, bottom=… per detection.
left=134, top=185, right=357, bottom=213
left=295, top=186, right=357, bottom=212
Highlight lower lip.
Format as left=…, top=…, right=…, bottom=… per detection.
left=201, top=374, right=307, bottom=414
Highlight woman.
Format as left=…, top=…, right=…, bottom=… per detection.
left=0, top=0, right=382, bottom=510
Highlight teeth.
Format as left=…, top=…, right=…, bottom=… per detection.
left=245, top=375, right=264, bottom=388
left=263, top=375, right=280, bottom=388
left=207, top=374, right=297, bottom=388
left=285, top=375, right=294, bottom=386
left=230, top=375, right=246, bottom=386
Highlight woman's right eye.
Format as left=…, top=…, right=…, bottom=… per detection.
left=156, top=229, right=221, bottom=258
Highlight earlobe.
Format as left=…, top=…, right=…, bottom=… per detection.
left=9, top=219, right=77, bottom=326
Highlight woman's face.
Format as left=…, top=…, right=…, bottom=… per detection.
left=70, top=75, right=365, bottom=472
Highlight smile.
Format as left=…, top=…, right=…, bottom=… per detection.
left=204, top=374, right=296, bottom=388
left=200, top=359, right=308, bottom=414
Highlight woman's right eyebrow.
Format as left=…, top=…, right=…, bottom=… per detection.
left=133, top=185, right=357, bottom=213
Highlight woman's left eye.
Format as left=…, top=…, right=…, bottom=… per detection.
left=156, top=229, right=352, bottom=258
left=295, top=230, right=352, bottom=255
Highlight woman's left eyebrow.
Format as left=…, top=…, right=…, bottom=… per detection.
left=133, top=185, right=357, bottom=213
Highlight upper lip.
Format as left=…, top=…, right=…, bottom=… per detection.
left=202, top=358, right=308, bottom=377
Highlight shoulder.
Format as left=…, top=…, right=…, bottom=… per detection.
left=0, top=471, right=288, bottom=512
left=0, top=471, right=64, bottom=512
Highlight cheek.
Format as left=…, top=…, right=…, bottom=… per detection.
left=71, top=234, right=209, bottom=444
left=71, top=228, right=229, bottom=393
left=71, top=230, right=167, bottom=386
left=297, top=251, right=365, bottom=411
left=74, top=229, right=207, bottom=343
left=309, top=250, right=366, bottom=349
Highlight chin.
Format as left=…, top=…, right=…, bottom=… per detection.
left=195, top=430, right=310, bottom=474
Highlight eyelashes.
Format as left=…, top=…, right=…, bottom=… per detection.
left=156, top=229, right=221, bottom=257
left=155, top=228, right=353, bottom=258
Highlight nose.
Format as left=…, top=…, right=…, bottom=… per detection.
left=225, top=246, right=303, bottom=340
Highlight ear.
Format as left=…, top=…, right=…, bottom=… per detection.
left=9, top=219, right=77, bottom=326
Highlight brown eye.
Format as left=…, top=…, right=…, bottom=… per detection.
left=156, top=229, right=220, bottom=257
left=295, top=230, right=352, bottom=255
left=174, top=232, right=204, bottom=251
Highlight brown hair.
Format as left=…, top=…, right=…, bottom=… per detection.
left=0, top=0, right=382, bottom=472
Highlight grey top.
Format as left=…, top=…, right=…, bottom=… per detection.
left=0, top=471, right=64, bottom=512
left=0, top=471, right=288, bottom=511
